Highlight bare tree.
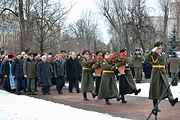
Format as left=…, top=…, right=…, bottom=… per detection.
left=69, top=10, right=101, bottom=51
left=29, top=0, right=72, bottom=54
left=96, top=0, right=156, bottom=54
left=158, top=0, right=171, bottom=38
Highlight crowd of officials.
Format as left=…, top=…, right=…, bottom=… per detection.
left=0, top=41, right=179, bottom=107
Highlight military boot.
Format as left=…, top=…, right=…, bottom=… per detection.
left=105, top=99, right=111, bottom=105
left=168, top=94, right=178, bottom=106
left=134, top=88, right=141, bottom=95
left=116, top=93, right=122, bottom=101
left=153, top=99, right=161, bottom=112
left=83, top=92, right=89, bottom=101
left=91, top=91, right=96, bottom=98
left=121, top=95, right=127, bottom=103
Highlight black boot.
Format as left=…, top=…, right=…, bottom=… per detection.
left=168, top=93, right=178, bottom=106
left=121, top=95, right=127, bottom=103
left=153, top=99, right=161, bottom=112
left=91, top=91, right=96, bottom=98
left=105, top=98, right=111, bottom=105
left=116, top=93, right=122, bottom=101
left=134, top=88, right=141, bottom=95
left=83, top=92, right=89, bottom=101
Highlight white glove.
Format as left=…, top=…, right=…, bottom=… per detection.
left=151, top=47, right=157, bottom=52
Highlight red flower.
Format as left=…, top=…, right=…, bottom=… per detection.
left=119, top=60, right=121, bottom=62
left=88, top=64, right=91, bottom=67
left=113, top=53, right=116, bottom=55
left=99, top=64, right=101, bottom=66
left=122, top=56, right=124, bottom=58
left=117, top=58, right=119, bottom=60
left=98, top=57, right=100, bottom=59
left=122, top=53, right=125, bottom=56
left=112, top=62, right=115, bottom=65
left=119, top=54, right=121, bottom=56
left=95, top=63, right=97, bottom=65
left=123, top=62, right=124, bottom=64
left=109, top=59, right=112, bottom=62
left=113, top=59, right=115, bottom=61
left=124, top=59, right=126, bottom=62
left=94, top=58, right=96, bottom=60
left=98, top=60, right=100, bottom=62
left=92, top=59, right=94, bottom=62
left=113, top=57, right=115, bottom=59
left=95, top=55, right=97, bottom=58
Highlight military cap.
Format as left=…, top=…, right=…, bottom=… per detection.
left=102, top=49, right=110, bottom=58
left=135, top=48, right=140, bottom=51
left=154, top=41, right=163, bottom=48
left=49, top=52, right=53, bottom=55
left=34, top=53, right=38, bottom=57
left=61, top=50, right=66, bottom=53
left=120, top=48, right=127, bottom=53
left=82, top=49, right=90, bottom=55
left=96, top=49, right=103, bottom=56
left=174, top=48, right=178, bottom=51
left=8, top=54, right=13, bottom=59
left=27, top=53, right=34, bottom=57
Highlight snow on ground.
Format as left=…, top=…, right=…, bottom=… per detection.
left=0, top=90, right=130, bottom=120
left=0, top=82, right=180, bottom=120
left=127, top=83, right=180, bottom=101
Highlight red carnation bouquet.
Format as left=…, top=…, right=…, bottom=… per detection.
left=91, top=55, right=104, bottom=69
left=111, top=52, right=132, bottom=74
left=82, top=58, right=95, bottom=68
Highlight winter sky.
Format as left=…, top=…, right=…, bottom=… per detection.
left=57, top=0, right=159, bottom=44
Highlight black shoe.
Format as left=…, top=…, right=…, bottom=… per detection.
left=136, top=81, right=141, bottom=83
left=77, top=90, right=81, bottom=93
left=16, top=92, right=21, bottom=95
left=47, top=92, right=51, bottom=95
left=32, top=93, right=37, bottom=95
left=122, top=99, right=127, bottom=103
left=84, top=98, right=89, bottom=101
left=23, top=90, right=27, bottom=93
left=134, top=88, right=141, bottom=95
left=58, top=91, right=63, bottom=94
left=28, top=93, right=32, bottom=95
left=91, top=91, right=96, bottom=98
left=157, top=108, right=161, bottom=112
left=69, top=91, right=73, bottom=93
left=171, top=98, right=178, bottom=106
left=43, top=93, right=46, bottom=95
left=116, top=94, right=122, bottom=101
left=106, top=101, right=111, bottom=105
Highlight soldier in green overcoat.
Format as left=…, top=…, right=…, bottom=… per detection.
left=98, top=50, right=121, bottom=105
left=81, top=49, right=96, bottom=101
left=145, top=41, right=178, bottom=111
left=132, top=48, right=144, bottom=83
left=118, top=48, right=141, bottom=103
left=167, top=51, right=180, bottom=86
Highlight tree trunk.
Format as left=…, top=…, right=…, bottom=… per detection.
left=19, top=0, right=26, bottom=51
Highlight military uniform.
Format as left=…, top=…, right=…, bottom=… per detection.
left=81, top=49, right=96, bottom=101
left=167, top=55, right=180, bottom=86
left=132, top=48, right=144, bottom=83
left=145, top=41, right=178, bottom=109
left=118, top=48, right=141, bottom=103
left=94, top=49, right=103, bottom=96
left=98, top=50, right=121, bottom=105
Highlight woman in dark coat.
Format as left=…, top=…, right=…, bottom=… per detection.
left=38, top=55, right=52, bottom=95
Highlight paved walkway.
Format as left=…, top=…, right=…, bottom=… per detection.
left=1, top=81, right=179, bottom=120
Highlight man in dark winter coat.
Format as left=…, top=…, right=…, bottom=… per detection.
left=53, top=53, right=66, bottom=94
left=38, top=55, right=52, bottom=95
left=11, top=54, right=24, bottom=95
left=66, top=51, right=81, bottom=93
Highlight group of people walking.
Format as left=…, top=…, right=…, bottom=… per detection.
left=0, top=40, right=179, bottom=109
